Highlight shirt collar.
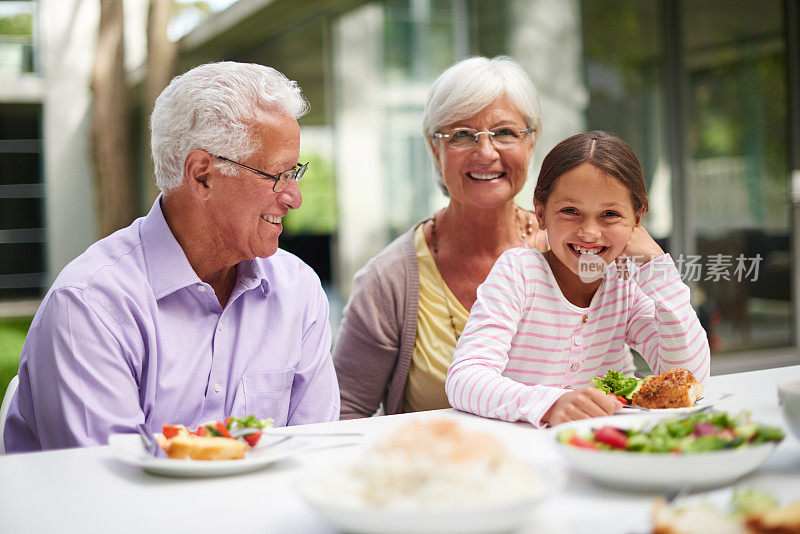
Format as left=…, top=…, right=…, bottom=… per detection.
left=236, top=257, right=271, bottom=296
left=140, top=195, right=204, bottom=300
left=140, top=195, right=271, bottom=299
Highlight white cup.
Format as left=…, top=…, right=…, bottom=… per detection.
left=777, top=378, right=800, bottom=441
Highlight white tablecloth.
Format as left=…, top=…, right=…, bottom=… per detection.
left=1, top=365, right=799, bottom=534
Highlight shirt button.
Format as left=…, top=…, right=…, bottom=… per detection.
left=214, top=383, right=221, bottom=393
left=570, top=363, right=580, bottom=372
left=573, top=336, right=583, bottom=346
left=582, top=315, right=588, bottom=324
left=217, top=324, right=223, bottom=332
left=197, top=284, right=206, bottom=292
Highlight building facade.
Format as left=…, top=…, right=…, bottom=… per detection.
left=1, top=0, right=799, bottom=367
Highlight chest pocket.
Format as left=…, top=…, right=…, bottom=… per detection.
left=242, top=369, right=294, bottom=427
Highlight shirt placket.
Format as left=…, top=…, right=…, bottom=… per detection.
left=563, top=313, right=589, bottom=389
left=196, top=282, right=227, bottom=418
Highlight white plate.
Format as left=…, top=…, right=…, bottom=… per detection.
left=555, top=414, right=778, bottom=490
left=298, top=465, right=563, bottom=534
left=617, top=392, right=735, bottom=414
left=108, top=433, right=311, bottom=477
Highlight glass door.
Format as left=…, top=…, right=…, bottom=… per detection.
left=683, top=0, right=791, bottom=352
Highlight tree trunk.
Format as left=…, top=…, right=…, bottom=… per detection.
left=90, top=0, right=137, bottom=237
left=143, top=0, right=177, bottom=204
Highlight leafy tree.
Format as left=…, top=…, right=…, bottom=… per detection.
left=0, top=13, right=32, bottom=36
left=283, top=152, right=338, bottom=235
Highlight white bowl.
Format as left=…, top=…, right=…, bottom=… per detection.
left=298, top=463, right=563, bottom=534
left=778, top=378, right=800, bottom=441
left=554, top=414, right=778, bottom=491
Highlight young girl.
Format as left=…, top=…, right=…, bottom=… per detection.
left=445, top=131, right=710, bottom=427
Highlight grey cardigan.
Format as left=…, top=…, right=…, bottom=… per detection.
left=333, top=226, right=420, bottom=418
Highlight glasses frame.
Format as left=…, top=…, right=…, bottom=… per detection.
left=209, top=153, right=308, bottom=192
left=432, top=127, right=533, bottom=148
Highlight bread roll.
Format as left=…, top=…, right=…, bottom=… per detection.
left=163, top=435, right=248, bottom=460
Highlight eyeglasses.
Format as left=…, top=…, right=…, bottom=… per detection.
left=209, top=153, right=308, bottom=192
left=432, top=126, right=533, bottom=149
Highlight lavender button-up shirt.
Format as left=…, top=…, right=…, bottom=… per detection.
left=4, top=198, right=339, bottom=452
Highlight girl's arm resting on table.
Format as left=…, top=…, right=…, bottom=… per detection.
left=625, top=254, right=711, bottom=384
left=447, top=359, right=568, bottom=428
left=447, top=250, right=576, bottom=427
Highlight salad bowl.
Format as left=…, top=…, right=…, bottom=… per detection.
left=554, top=413, right=781, bottom=490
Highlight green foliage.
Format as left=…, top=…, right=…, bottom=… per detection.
left=0, top=316, right=31, bottom=400
left=0, top=13, right=33, bottom=36
left=283, top=152, right=338, bottom=235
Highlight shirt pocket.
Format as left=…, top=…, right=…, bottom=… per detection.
left=242, top=369, right=294, bottom=427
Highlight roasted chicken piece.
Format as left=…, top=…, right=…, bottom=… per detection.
left=632, top=368, right=703, bottom=409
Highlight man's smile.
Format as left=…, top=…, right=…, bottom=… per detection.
left=261, top=214, right=283, bottom=224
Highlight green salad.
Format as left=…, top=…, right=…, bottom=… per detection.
left=558, top=411, right=784, bottom=453
left=590, top=370, right=644, bottom=403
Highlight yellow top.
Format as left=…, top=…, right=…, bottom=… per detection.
left=402, top=224, right=470, bottom=413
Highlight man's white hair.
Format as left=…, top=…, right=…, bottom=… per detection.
left=422, top=56, right=542, bottom=194
left=151, top=61, right=309, bottom=193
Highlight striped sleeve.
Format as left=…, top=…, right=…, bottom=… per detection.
left=625, top=254, right=711, bottom=384
left=445, top=249, right=567, bottom=427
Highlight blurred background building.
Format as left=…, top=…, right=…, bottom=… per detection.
left=1, top=0, right=799, bottom=369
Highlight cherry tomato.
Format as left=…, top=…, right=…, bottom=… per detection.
left=594, top=426, right=628, bottom=449
left=243, top=432, right=262, bottom=447
left=568, top=435, right=598, bottom=449
left=215, top=422, right=232, bottom=438
left=162, top=425, right=182, bottom=439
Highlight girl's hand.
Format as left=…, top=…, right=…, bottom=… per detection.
left=618, top=225, right=664, bottom=266
left=541, top=387, right=621, bottom=426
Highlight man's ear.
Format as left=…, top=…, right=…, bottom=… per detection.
left=533, top=199, right=546, bottom=230
left=183, top=150, right=213, bottom=198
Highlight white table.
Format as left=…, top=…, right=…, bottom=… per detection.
left=1, top=366, right=799, bottom=534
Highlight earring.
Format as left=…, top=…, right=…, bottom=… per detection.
left=545, top=229, right=550, bottom=251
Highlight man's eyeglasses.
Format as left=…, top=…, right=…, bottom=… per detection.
left=432, top=126, right=533, bottom=149
left=209, top=153, right=308, bottom=192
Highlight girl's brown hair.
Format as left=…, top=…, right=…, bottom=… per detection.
left=533, top=131, right=649, bottom=214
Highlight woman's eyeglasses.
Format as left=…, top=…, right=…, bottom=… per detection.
left=209, top=153, right=308, bottom=192
left=432, top=126, right=533, bottom=149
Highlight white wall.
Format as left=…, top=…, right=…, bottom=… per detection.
left=332, top=3, right=387, bottom=294
left=509, top=0, right=587, bottom=209
left=39, top=0, right=147, bottom=284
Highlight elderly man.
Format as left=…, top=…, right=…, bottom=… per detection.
left=4, top=62, right=339, bottom=452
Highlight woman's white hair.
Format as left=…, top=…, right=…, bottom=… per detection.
left=151, top=61, right=309, bottom=193
left=422, top=56, right=542, bottom=194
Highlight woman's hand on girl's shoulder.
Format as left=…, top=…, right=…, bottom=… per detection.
left=618, top=225, right=665, bottom=267
left=541, top=386, right=621, bottom=426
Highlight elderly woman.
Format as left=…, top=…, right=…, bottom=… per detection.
left=334, top=56, right=546, bottom=418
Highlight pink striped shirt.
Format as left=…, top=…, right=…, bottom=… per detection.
left=445, top=248, right=710, bottom=427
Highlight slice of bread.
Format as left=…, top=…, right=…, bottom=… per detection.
left=162, top=435, right=248, bottom=460
left=631, top=368, right=703, bottom=409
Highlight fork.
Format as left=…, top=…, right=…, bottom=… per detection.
left=136, top=423, right=166, bottom=458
